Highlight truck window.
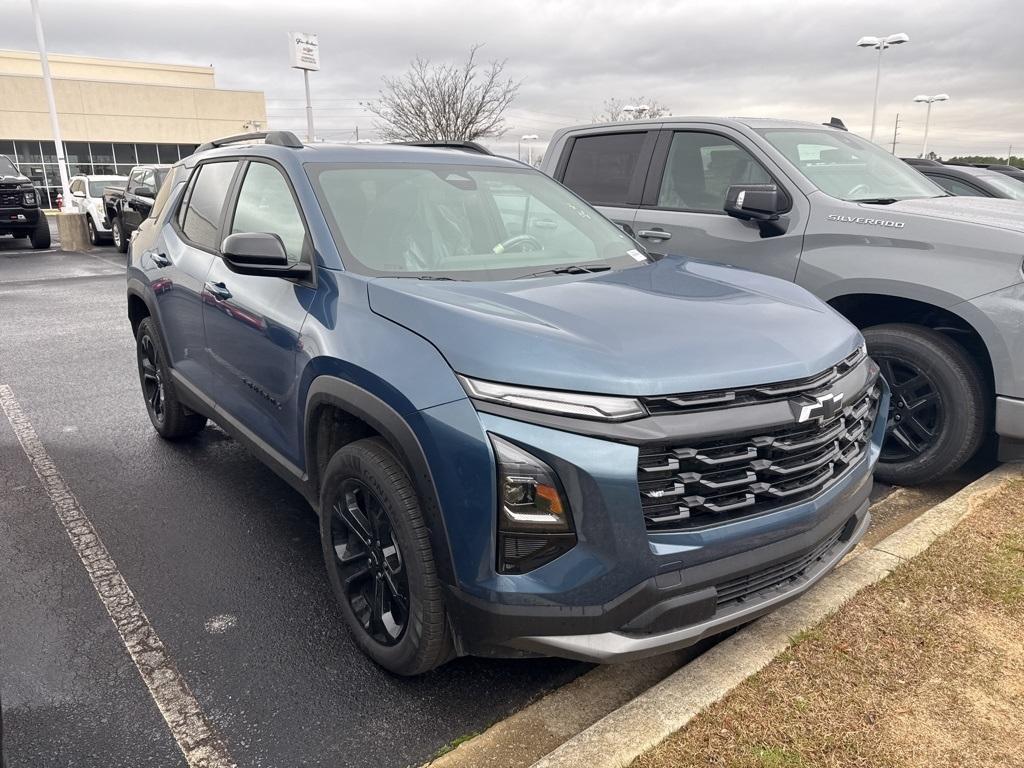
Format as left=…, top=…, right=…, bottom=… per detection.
left=929, top=175, right=988, bottom=197
left=178, top=161, right=239, bottom=251
left=561, top=132, right=648, bottom=207
left=657, top=132, right=772, bottom=212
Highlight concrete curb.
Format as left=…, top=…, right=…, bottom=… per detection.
left=530, top=464, right=1023, bottom=768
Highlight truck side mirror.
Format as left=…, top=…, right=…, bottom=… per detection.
left=724, top=185, right=784, bottom=222
left=135, top=186, right=155, bottom=199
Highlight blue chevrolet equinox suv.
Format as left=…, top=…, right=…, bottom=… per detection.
left=126, top=131, right=888, bottom=675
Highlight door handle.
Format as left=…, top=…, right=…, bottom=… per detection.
left=637, top=229, right=672, bottom=241
left=150, top=252, right=171, bottom=268
left=205, top=281, right=232, bottom=301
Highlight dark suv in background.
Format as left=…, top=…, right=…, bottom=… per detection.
left=0, top=154, right=50, bottom=249
left=127, top=131, right=885, bottom=674
left=544, top=118, right=1024, bottom=485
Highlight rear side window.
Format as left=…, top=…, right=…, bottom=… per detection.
left=561, top=132, right=648, bottom=207
left=178, top=161, right=238, bottom=250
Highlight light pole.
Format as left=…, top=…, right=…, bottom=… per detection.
left=30, top=0, right=72, bottom=212
left=856, top=33, right=910, bottom=142
left=913, top=94, right=949, bottom=158
left=521, top=134, right=539, bottom=165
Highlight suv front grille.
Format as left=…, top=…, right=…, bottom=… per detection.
left=638, top=382, right=881, bottom=531
left=642, top=347, right=866, bottom=415
left=1, top=192, right=22, bottom=207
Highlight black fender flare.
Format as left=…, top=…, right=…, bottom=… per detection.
left=304, top=376, right=457, bottom=589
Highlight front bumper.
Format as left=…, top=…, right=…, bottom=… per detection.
left=508, top=502, right=868, bottom=662
left=1, top=206, right=40, bottom=231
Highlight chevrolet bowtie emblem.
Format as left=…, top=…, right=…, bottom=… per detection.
left=796, top=392, right=844, bottom=423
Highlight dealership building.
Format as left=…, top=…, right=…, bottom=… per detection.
left=0, top=49, right=267, bottom=207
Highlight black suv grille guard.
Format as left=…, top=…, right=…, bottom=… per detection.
left=638, top=379, right=881, bottom=532
left=641, top=346, right=866, bottom=415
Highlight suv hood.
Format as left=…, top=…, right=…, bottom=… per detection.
left=367, top=258, right=861, bottom=396
left=0, top=173, right=30, bottom=185
left=885, top=196, right=1024, bottom=233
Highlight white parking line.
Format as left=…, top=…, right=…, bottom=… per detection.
left=0, top=384, right=237, bottom=768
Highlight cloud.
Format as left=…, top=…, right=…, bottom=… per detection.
left=3, top=0, right=1020, bottom=158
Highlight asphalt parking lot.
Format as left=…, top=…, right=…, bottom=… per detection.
left=0, top=226, right=987, bottom=768
left=0, top=230, right=585, bottom=767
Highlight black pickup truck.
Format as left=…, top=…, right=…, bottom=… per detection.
left=1, top=154, right=50, bottom=249
left=103, top=164, right=168, bottom=252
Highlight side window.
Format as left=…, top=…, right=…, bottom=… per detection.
left=229, top=162, right=308, bottom=265
left=561, top=132, right=649, bottom=207
left=929, top=175, right=988, bottom=197
left=178, top=161, right=239, bottom=251
left=657, top=132, right=773, bottom=212
left=70, top=179, right=82, bottom=194
left=140, top=169, right=156, bottom=194
left=128, top=169, right=144, bottom=194
left=149, top=166, right=179, bottom=220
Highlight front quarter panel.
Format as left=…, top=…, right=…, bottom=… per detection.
left=798, top=194, right=1024, bottom=306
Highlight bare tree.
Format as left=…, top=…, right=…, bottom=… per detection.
left=595, top=97, right=671, bottom=122
left=364, top=45, right=522, bottom=142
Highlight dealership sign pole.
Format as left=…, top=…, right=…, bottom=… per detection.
left=289, top=32, right=320, bottom=143
left=30, top=0, right=72, bottom=211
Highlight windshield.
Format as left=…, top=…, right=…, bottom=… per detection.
left=308, top=163, right=646, bottom=279
left=984, top=173, right=1024, bottom=200
left=0, top=156, right=19, bottom=177
left=89, top=178, right=126, bottom=197
left=757, top=128, right=946, bottom=202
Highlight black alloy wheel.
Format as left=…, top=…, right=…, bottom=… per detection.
left=331, top=478, right=410, bottom=646
left=87, top=216, right=99, bottom=246
left=864, top=323, right=986, bottom=486
left=876, top=355, right=943, bottom=462
left=139, top=332, right=166, bottom=426
left=134, top=318, right=207, bottom=439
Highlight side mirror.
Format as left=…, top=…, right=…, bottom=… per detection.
left=221, top=232, right=311, bottom=279
left=135, top=186, right=155, bottom=199
left=72, top=189, right=86, bottom=198
left=724, top=184, right=784, bottom=222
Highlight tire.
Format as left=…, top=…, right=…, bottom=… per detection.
left=135, top=317, right=207, bottom=439
left=87, top=215, right=99, bottom=246
left=320, top=437, right=452, bottom=675
left=112, top=216, right=128, bottom=253
left=28, top=212, right=50, bottom=249
left=865, top=323, right=986, bottom=486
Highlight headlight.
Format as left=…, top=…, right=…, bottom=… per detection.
left=22, top=190, right=37, bottom=206
left=491, top=435, right=576, bottom=573
left=459, top=375, right=646, bottom=421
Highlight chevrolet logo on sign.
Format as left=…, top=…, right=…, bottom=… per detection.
left=795, top=393, right=845, bottom=423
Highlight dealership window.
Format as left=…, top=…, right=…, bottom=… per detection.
left=0, top=139, right=200, bottom=208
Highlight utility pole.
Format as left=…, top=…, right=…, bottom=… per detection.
left=891, top=113, right=900, bottom=154
left=355, top=125, right=359, bottom=143
left=1009, top=145, right=1014, bottom=164
left=30, top=0, right=71, bottom=212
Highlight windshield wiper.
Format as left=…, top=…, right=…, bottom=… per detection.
left=517, top=264, right=612, bottom=279
left=853, top=197, right=899, bottom=204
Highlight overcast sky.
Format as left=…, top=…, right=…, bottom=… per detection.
left=3, top=0, right=1021, bottom=159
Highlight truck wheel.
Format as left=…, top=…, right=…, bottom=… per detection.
left=864, top=324, right=986, bottom=486
left=28, top=212, right=51, bottom=249
left=135, top=318, right=207, bottom=439
left=320, top=437, right=452, bottom=676
left=87, top=216, right=100, bottom=246
left=112, top=216, right=128, bottom=253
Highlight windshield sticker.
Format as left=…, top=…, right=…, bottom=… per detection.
left=827, top=214, right=905, bottom=229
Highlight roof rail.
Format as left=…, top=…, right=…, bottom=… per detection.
left=196, top=130, right=303, bottom=153
left=397, top=141, right=493, bottom=155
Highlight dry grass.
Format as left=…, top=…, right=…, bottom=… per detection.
left=632, top=479, right=1024, bottom=768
